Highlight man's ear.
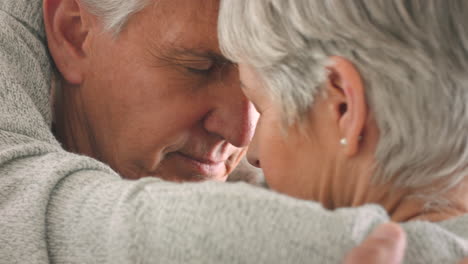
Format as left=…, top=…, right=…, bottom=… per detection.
left=325, top=56, right=367, bottom=157
left=43, top=0, right=92, bottom=84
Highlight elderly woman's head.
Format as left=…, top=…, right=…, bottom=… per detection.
left=219, top=0, right=468, bottom=214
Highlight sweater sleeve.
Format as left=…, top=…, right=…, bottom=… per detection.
left=46, top=169, right=391, bottom=264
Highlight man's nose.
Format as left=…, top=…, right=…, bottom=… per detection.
left=203, top=95, right=259, bottom=147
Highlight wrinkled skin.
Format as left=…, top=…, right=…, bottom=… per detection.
left=49, top=0, right=258, bottom=182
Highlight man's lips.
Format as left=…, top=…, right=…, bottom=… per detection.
left=174, top=152, right=228, bottom=179
left=177, top=152, right=226, bottom=165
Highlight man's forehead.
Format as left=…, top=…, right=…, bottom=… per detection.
left=133, top=2, right=224, bottom=62
left=142, top=0, right=221, bottom=57
left=148, top=0, right=219, bottom=28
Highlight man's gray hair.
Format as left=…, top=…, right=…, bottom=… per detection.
left=80, top=0, right=151, bottom=34
left=219, top=0, right=468, bottom=191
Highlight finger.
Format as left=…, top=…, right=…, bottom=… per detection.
left=459, top=258, right=468, bottom=264
left=344, top=222, right=406, bottom=264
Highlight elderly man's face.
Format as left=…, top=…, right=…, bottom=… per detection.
left=51, top=0, right=258, bottom=181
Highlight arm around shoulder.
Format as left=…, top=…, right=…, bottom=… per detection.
left=47, top=169, right=390, bottom=264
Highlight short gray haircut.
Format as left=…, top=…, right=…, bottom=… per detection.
left=80, top=0, right=151, bottom=34
left=219, top=0, right=468, bottom=191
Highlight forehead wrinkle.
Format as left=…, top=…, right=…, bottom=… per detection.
left=138, top=0, right=224, bottom=65
left=147, top=37, right=231, bottom=66
left=150, top=0, right=216, bottom=30
left=145, top=0, right=219, bottom=46
left=143, top=19, right=205, bottom=59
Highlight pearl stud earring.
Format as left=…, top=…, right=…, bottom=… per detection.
left=340, top=138, right=348, bottom=145
left=340, top=136, right=363, bottom=146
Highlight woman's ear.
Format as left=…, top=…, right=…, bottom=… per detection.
left=43, top=0, right=92, bottom=84
left=325, top=56, right=367, bottom=157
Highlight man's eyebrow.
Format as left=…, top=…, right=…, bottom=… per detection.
left=169, top=47, right=232, bottom=64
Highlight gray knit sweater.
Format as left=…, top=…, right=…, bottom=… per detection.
left=0, top=1, right=467, bottom=263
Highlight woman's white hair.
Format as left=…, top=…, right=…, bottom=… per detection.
left=80, top=0, right=151, bottom=34
left=219, top=0, right=468, bottom=191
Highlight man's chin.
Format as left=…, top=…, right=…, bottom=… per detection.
left=149, top=169, right=229, bottom=183
left=157, top=173, right=228, bottom=183
left=120, top=169, right=228, bottom=182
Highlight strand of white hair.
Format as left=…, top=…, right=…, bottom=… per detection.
left=79, top=0, right=151, bottom=34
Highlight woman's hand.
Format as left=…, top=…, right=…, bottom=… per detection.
left=344, top=223, right=468, bottom=264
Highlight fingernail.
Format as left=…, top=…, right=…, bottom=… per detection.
left=371, top=223, right=401, bottom=240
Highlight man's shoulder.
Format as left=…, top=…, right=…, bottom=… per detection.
left=0, top=0, right=45, bottom=40
left=0, top=4, right=55, bottom=144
